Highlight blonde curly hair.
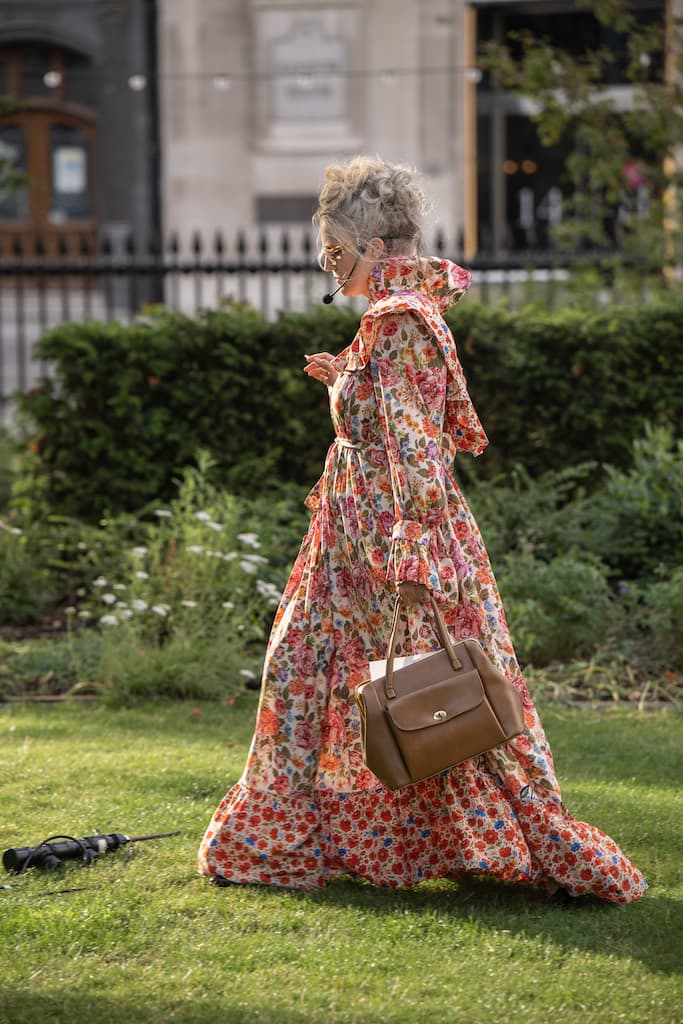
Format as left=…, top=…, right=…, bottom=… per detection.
left=313, top=155, right=429, bottom=261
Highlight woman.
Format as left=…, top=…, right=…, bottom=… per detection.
left=198, top=156, right=647, bottom=904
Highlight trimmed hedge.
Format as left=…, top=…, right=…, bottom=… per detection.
left=13, top=298, right=683, bottom=520
left=449, top=301, right=683, bottom=477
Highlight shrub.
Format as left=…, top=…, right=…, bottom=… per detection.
left=496, top=552, right=614, bottom=666
left=0, top=519, right=53, bottom=624
left=581, top=426, right=683, bottom=581
left=40, top=451, right=297, bottom=701
left=12, top=298, right=683, bottom=522
left=13, top=303, right=356, bottom=521
left=462, top=461, right=596, bottom=568
left=640, top=568, right=683, bottom=672
left=0, top=631, right=104, bottom=698
left=447, top=299, right=683, bottom=478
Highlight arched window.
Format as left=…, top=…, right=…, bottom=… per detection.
left=0, top=42, right=96, bottom=252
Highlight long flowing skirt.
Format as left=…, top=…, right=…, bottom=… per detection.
left=199, top=463, right=647, bottom=904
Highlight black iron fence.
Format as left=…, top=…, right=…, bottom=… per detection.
left=0, top=227, right=590, bottom=408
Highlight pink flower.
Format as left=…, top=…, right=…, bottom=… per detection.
left=292, top=642, right=317, bottom=678
left=294, top=721, right=317, bottom=750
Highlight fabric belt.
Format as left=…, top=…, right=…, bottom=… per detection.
left=335, top=437, right=361, bottom=450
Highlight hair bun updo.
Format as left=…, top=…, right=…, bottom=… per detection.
left=313, top=156, right=430, bottom=261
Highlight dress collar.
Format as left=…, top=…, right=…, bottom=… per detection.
left=367, top=256, right=472, bottom=313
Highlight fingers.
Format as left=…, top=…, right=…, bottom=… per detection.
left=304, top=353, right=338, bottom=386
left=397, top=582, right=431, bottom=605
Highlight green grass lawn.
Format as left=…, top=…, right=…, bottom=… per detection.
left=0, top=699, right=681, bottom=1024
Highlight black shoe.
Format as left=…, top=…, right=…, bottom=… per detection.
left=210, top=875, right=237, bottom=887
left=546, top=885, right=573, bottom=908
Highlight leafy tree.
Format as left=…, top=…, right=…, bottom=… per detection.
left=480, top=0, right=683, bottom=280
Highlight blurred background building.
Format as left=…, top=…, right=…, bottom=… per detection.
left=0, top=0, right=676, bottom=406
left=0, top=0, right=670, bottom=257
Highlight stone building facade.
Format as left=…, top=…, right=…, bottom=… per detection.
left=158, top=0, right=470, bottom=256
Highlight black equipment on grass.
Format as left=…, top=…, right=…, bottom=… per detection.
left=3, top=830, right=181, bottom=874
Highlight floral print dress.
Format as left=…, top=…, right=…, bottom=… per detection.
left=198, top=257, right=647, bottom=903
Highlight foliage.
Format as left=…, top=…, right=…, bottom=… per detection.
left=496, top=552, right=614, bottom=665
left=0, top=632, right=104, bottom=698
left=583, top=425, right=683, bottom=581
left=641, top=567, right=683, bottom=673
left=12, top=303, right=355, bottom=521
left=467, top=426, right=683, bottom=585
left=0, top=702, right=681, bottom=1023
left=448, top=300, right=683, bottom=480
left=12, top=299, right=683, bottom=520
left=0, top=521, right=53, bottom=625
left=0, top=427, right=18, bottom=512
left=479, top=0, right=683, bottom=277
left=3, top=425, right=683, bottom=691
left=0, top=451, right=311, bottom=701
left=463, top=427, right=683, bottom=674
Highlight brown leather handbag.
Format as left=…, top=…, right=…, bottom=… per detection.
left=355, top=594, right=525, bottom=790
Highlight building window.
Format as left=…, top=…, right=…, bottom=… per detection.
left=0, top=42, right=96, bottom=239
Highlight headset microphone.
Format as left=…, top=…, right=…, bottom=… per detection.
left=322, top=259, right=358, bottom=304
left=322, top=281, right=345, bottom=304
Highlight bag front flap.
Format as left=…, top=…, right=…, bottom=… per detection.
left=385, top=670, right=485, bottom=732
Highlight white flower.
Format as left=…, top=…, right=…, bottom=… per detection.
left=240, top=560, right=258, bottom=575
left=154, top=509, right=172, bottom=518
left=135, top=571, right=149, bottom=580
left=113, top=583, right=126, bottom=591
left=132, top=599, right=148, bottom=612
left=181, top=600, right=198, bottom=608
left=93, top=576, right=107, bottom=587
left=222, top=601, right=234, bottom=610
left=102, top=593, right=117, bottom=605
left=236, top=532, right=260, bottom=549
left=256, top=580, right=281, bottom=602
left=64, top=606, right=76, bottom=615
left=100, top=614, right=119, bottom=626
left=115, top=601, right=128, bottom=609
left=131, top=546, right=147, bottom=557
left=77, top=542, right=87, bottom=551
left=195, top=511, right=211, bottom=522
left=221, top=552, right=237, bottom=562
left=152, top=604, right=169, bottom=616
left=119, top=609, right=133, bottom=620
left=242, top=553, right=268, bottom=565
left=187, top=545, right=204, bottom=554
left=0, top=520, right=23, bottom=536
left=239, top=668, right=257, bottom=680
left=76, top=588, right=86, bottom=597
left=78, top=610, right=92, bottom=619
left=207, top=522, right=223, bottom=532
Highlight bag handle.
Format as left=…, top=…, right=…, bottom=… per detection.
left=384, top=592, right=463, bottom=700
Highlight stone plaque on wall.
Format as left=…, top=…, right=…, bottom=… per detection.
left=272, top=21, right=346, bottom=121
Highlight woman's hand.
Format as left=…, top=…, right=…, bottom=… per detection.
left=304, top=352, right=338, bottom=387
left=397, top=582, right=431, bottom=606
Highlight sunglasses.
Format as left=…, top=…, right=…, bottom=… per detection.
left=318, top=245, right=346, bottom=271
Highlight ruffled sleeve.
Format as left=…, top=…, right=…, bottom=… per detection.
left=368, top=311, right=453, bottom=588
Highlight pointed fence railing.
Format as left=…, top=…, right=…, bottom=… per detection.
left=0, top=226, right=601, bottom=408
